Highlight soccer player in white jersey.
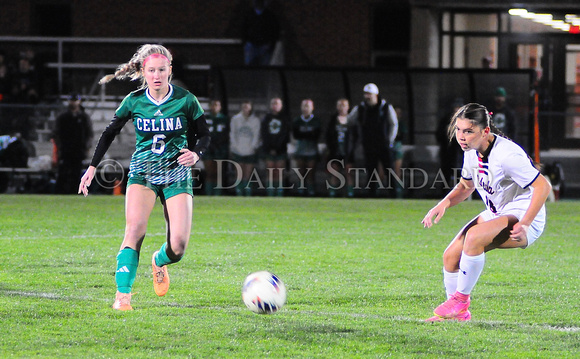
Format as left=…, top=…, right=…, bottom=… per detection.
left=422, top=103, right=551, bottom=321
left=78, top=44, right=211, bottom=310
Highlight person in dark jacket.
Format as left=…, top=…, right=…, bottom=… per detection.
left=348, top=83, right=398, bottom=196
left=242, top=0, right=280, bottom=66
left=292, top=98, right=322, bottom=196
left=261, top=97, right=289, bottom=196
left=52, top=93, right=93, bottom=194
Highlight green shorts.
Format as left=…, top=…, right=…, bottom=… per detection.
left=127, top=176, right=193, bottom=201
left=393, top=141, right=404, bottom=161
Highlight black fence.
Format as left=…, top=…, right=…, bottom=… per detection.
left=0, top=67, right=536, bottom=197
left=212, top=67, right=535, bottom=152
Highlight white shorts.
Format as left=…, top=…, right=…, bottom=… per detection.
left=478, top=208, right=544, bottom=248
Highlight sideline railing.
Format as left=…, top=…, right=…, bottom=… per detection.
left=0, top=36, right=242, bottom=94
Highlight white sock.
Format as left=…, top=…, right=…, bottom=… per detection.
left=443, top=268, right=459, bottom=299
left=457, top=252, right=485, bottom=295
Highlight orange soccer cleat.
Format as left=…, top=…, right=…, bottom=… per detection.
left=152, top=251, right=170, bottom=297
left=112, top=291, right=134, bottom=311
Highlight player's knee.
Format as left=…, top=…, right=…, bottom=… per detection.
left=166, top=246, right=184, bottom=262
left=166, top=240, right=187, bottom=262
left=442, top=249, right=460, bottom=271
left=463, top=227, right=486, bottom=253
left=124, top=223, right=147, bottom=242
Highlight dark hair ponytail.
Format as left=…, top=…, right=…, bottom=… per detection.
left=448, top=102, right=540, bottom=169
left=447, top=103, right=509, bottom=141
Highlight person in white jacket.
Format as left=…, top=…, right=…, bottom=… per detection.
left=229, top=100, right=261, bottom=195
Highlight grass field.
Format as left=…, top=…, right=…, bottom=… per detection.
left=0, top=194, right=578, bottom=358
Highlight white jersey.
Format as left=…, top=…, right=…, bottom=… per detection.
left=461, top=135, right=545, bottom=224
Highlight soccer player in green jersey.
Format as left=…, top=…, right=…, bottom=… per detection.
left=78, top=44, right=211, bottom=310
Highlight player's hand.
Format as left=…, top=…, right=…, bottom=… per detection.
left=78, top=166, right=96, bottom=197
left=177, top=148, right=199, bottom=167
left=510, top=222, right=529, bottom=242
left=422, top=203, right=446, bottom=228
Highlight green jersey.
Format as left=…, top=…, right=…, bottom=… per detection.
left=114, top=85, right=204, bottom=185
left=205, top=112, right=229, bottom=157
left=292, top=115, right=322, bottom=157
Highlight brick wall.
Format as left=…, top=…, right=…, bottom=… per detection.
left=0, top=0, right=381, bottom=67
left=274, top=0, right=370, bottom=66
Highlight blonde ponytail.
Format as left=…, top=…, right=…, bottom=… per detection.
left=98, top=44, right=173, bottom=88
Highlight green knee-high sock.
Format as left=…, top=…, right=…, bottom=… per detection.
left=115, top=247, right=139, bottom=294
left=154, top=242, right=176, bottom=267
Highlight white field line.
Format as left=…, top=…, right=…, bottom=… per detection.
left=0, top=230, right=278, bottom=240
left=3, top=289, right=579, bottom=333
left=308, top=311, right=580, bottom=333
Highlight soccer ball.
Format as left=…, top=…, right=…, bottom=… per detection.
left=242, top=271, right=286, bottom=314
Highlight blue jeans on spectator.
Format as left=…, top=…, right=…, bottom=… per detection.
left=244, top=42, right=273, bottom=66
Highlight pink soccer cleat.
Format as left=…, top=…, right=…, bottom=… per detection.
left=425, top=310, right=471, bottom=322
left=433, top=292, right=470, bottom=318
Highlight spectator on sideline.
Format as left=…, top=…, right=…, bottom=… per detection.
left=78, top=44, right=211, bottom=311
left=261, top=97, right=290, bottom=196
left=203, top=99, right=229, bottom=195
left=0, top=49, right=8, bottom=69
left=488, top=86, right=517, bottom=141
left=0, top=132, right=31, bottom=193
left=0, top=50, right=13, bottom=102
left=52, top=93, right=93, bottom=194
left=292, top=99, right=322, bottom=196
left=230, top=100, right=261, bottom=196
left=326, top=98, right=355, bottom=197
left=0, top=63, right=12, bottom=103
left=392, top=106, right=407, bottom=198
left=241, top=0, right=280, bottom=66
left=11, top=56, right=39, bottom=104
left=348, top=83, right=398, bottom=197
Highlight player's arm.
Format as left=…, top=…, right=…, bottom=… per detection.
left=89, top=114, right=129, bottom=167
left=443, top=177, right=476, bottom=207
left=188, top=114, right=211, bottom=156
left=510, top=173, right=551, bottom=241
left=79, top=114, right=129, bottom=196
left=422, top=177, right=475, bottom=228
left=180, top=114, right=211, bottom=167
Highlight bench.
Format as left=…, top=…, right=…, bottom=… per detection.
left=0, top=167, right=54, bottom=193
